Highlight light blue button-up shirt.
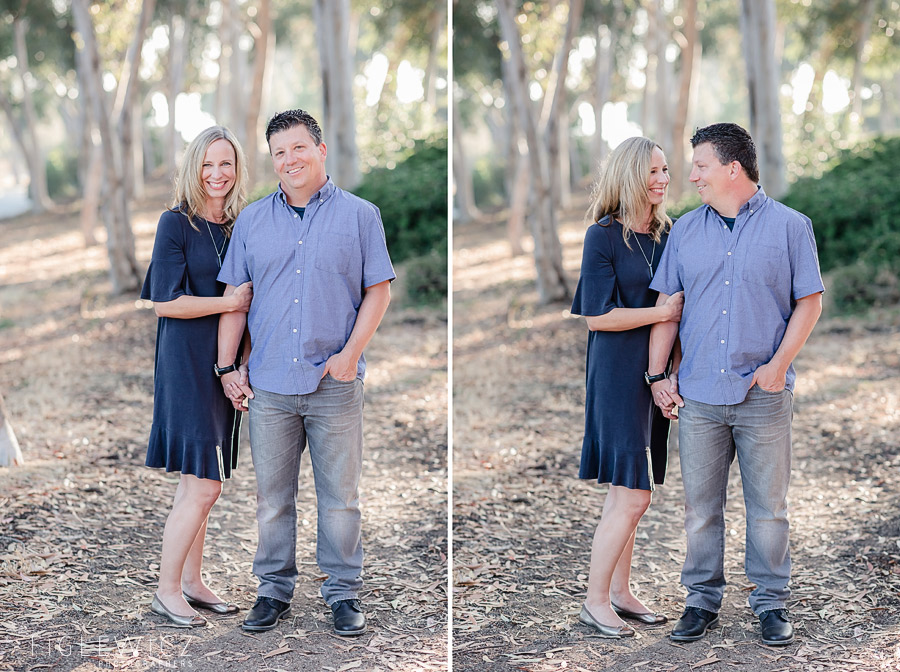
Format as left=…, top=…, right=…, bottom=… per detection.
left=218, top=178, right=395, bottom=395
left=650, top=187, right=824, bottom=405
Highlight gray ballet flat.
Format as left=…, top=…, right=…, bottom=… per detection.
left=183, top=592, right=240, bottom=614
left=612, top=602, right=668, bottom=625
left=579, top=605, right=635, bottom=638
left=150, top=594, right=207, bottom=627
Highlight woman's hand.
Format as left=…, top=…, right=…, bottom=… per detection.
left=659, top=291, right=684, bottom=323
left=229, top=281, right=253, bottom=313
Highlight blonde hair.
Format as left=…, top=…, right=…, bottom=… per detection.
left=171, top=125, right=247, bottom=236
left=585, top=136, right=671, bottom=246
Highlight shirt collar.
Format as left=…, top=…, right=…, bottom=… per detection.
left=706, top=185, right=768, bottom=219
left=275, top=176, right=336, bottom=206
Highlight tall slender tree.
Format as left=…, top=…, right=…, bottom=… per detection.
left=740, top=0, right=785, bottom=197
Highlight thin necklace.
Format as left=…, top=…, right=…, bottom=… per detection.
left=634, top=232, right=656, bottom=279
left=205, top=219, right=226, bottom=269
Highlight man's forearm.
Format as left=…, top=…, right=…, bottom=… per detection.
left=769, top=292, right=823, bottom=372
left=343, top=281, right=391, bottom=359
left=648, top=292, right=678, bottom=375
left=218, top=284, right=247, bottom=366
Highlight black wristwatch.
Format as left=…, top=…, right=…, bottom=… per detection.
left=644, top=371, right=668, bottom=386
left=214, top=362, right=237, bottom=377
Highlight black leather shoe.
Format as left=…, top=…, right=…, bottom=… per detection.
left=759, top=608, right=794, bottom=646
left=331, top=599, right=366, bottom=636
left=241, top=597, right=291, bottom=632
left=670, top=606, right=719, bottom=642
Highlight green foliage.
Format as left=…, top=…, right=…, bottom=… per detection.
left=782, top=136, right=900, bottom=313
left=471, top=155, right=507, bottom=210
left=782, top=136, right=900, bottom=272
left=402, top=242, right=448, bottom=306
left=667, top=192, right=702, bottom=219
left=44, top=148, right=79, bottom=200
left=353, top=135, right=447, bottom=264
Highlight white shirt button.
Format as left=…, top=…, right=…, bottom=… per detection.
left=725, top=281, right=730, bottom=285
left=293, top=328, right=297, bottom=333
left=722, top=310, right=727, bottom=314
left=720, top=369, right=726, bottom=373
left=293, top=358, right=298, bottom=362
left=727, top=251, right=732, bottom=256
left=294, top=213, right=298, bottom=218
left=294, top=299, right=299, bottom=303
left=750, top=209, right=754, bottom=214
left=720, top=339, right=725, bottom=344
left=296, top=269, right=301, bottom=274
left=299, top=240, right=303, bottom=245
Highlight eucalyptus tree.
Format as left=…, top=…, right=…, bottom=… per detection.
left=0, top=0, right=70, bottom=214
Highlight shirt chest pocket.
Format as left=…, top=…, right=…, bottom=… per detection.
left=740, top=244, right=786, bottom=285
left=314, top=233, right=354, bottom=274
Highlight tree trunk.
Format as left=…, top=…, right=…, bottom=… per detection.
left=80, top=142, right=103, bottom=246
left=496, top=0, right=574, bottom=304
left=507, top=147, right=528, bottom=257
left=424, top=6, right=445, bottom=110
left=669, top=0, right=697, bottom=201
left=451, top=100, right=481, bottom=224
left=72, top=0, right=142, bottom=294
left=849, top=0, right=876, bottom=128
left=739, top=0, right=785, bottom=198
left=0, top=393, right=23, bottom=467
left=245, top=0, right=273, bottom=186
left=112, top=0, right=155, bottom=201
left=166, top=11, right=189, bottom=175
left=215, top=0, right=237, bottom=131
left=13, top=18, right=53, bottom=213
left=314, top=0, right=360, bottom=189
left=591, top=22, right=616, bottom=170
left=641, top=0, right=660, bottom=141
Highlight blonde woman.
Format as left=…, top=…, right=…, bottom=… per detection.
left=570, top=137, right=683, bottom=637
left=141, top=126, right=252, bottom=626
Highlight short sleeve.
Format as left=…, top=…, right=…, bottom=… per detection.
left=649, top=219, right=683, bottom=296
left=359, top=202, right=396, bottom=288
left=571, top=223, right=619, bottom=317
left=217, top=211, right=251, bottom=286
left=789, top=214, right=825, bottom=300
left=141, top=211, right=188, bottom=302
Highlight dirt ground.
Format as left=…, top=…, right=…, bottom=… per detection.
left=0, top=188, right=448, bottom=672
left=452, top=204, right=900, bottom=672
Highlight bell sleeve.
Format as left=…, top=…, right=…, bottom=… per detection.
left=141, top=211, right=189, bottom=302
left=571, top=223, right=619, bottom=317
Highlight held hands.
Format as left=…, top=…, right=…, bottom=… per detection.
left=750, top=361, right=787, bottom=392
left=651, top=374, right=684, bottom=420
left=659, top=291, right=684, bottom=323
left=229, top=281, right=253, bottom=313
left=221, top=366, right=254, bottom=410
left=321, top=350, right=359, bottom=382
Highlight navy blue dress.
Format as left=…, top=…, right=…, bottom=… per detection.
left=141, top=210, right=241, bottom=481
left=570, top=216, right=670, bottom=490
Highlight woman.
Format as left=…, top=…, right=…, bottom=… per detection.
left=570, top=137, right=683, bottom=638
left=141, top=126, right=252, bottom=627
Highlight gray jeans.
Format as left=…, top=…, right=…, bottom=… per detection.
left=248, top=376, right=364, bottom=606
left=678, top=385, right=793, bottom=615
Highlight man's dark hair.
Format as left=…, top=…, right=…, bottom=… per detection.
left=690, top=123, right=759, bottom=184
left=265, top=109, right=323, bottom=148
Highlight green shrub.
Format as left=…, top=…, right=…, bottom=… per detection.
left=472, top=155, right=507, bottom=209
left=402, top=243, right=448, bottom=306
left=353, top=135, right=448, bottom=265
left=667, top=192, right=702, bottom=219
left=782, top=136, right=900, bottom=272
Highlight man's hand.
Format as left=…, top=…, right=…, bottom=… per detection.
left=750, top=362, right=787, bottom=392
left=220, top=368, right=254, bottom=410
left=651, top=374, right=684, bottom=420
left=322, top=350, right=359, bottom=382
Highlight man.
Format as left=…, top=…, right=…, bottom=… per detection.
left=647, top=123, right=823, bottom=646
left=216, top=109, right=394, bottom=635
